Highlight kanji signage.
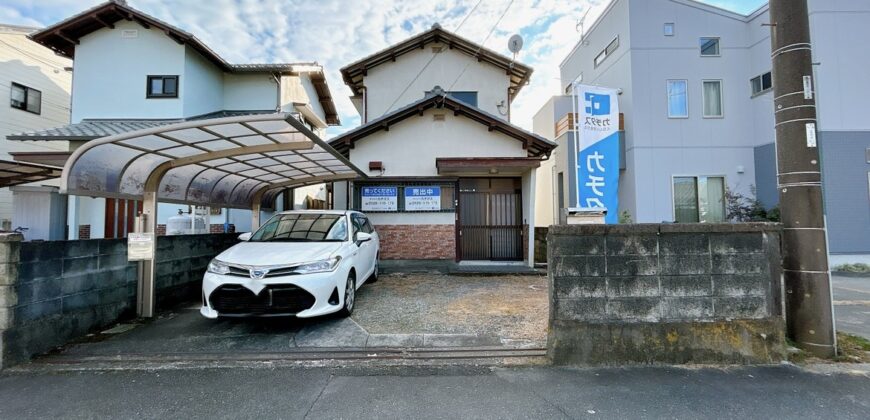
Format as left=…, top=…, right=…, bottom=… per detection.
left=361, top=186, right=398, bottom=211
left=405, top=186, right=441, bottom=211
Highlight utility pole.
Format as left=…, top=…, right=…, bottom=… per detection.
left=768, top=0, right=836, bottom=358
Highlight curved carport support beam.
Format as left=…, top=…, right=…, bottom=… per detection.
left=58, top=112, right=367, bottom=317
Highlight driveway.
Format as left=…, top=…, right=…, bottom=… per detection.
left=833, top=275, right=870, bottom=339
left=27, top=274, right=547, bottom=368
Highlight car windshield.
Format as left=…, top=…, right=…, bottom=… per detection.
left=250, top=213, right=347, bottom=242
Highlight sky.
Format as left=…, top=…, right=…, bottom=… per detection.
left=1, top=0, right=767, bottom=135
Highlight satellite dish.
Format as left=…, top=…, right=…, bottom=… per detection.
left=508, top=34, right=524, bottom=54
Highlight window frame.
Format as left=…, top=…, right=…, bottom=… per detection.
left=663, top=23, right=675, bottom=36
left=701, top=79, right=724, bottom=119
left=9, top=82, right=42, bottom=115
left=671, top=175, right=727, bottom=223
left=594, top=36, right=619, bottom=68
left=146, top=75, right=179, bottom=99
left=666, top=79, right=689, bottom=119
left=750, top=71, right=773, bottom=97
left=699, top=37, right=721, bottom=57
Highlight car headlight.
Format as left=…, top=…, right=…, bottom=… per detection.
left=293, top=256, right=341, bottom=274
left=207, top=259, right=230, bottom=275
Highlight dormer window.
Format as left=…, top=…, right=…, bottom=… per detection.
left=146, top=75, right=179, bottom=98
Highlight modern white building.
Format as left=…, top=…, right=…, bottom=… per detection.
left=535, top=0, right=870, bottom=264
left=0, top=23, right=72, bottom=232
left=328, top=25, right=555, bottom=266
left=7, top=0, right=341, bottom=240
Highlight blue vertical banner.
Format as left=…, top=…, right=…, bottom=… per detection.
left=573, top=84, right=620, bottom=224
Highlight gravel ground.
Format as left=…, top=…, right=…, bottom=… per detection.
left=353, top=273, right=548, bottom=342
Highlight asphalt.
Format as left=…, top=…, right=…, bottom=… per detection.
left=832, top=275, right=870, bottom=339
left=1, top=365, right=869, bottom=419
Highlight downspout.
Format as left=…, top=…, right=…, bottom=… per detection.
left=271, top=73, right=281, bottom=111
left=361, top=86, right=368, bottom=124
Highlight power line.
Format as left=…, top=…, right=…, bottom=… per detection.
left=382, top=0, right=483, bottom=115
left=445, top=0, right=515, bottom=95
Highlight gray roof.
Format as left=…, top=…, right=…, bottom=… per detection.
left=7, top=110, right=278, bottom=141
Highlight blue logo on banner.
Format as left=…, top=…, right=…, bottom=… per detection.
left=585, top=93, right=610, bottom=116
left=578, top=132, right=620, bottom=224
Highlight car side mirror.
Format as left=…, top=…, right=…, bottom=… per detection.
left=355, top=232, right=372, bottom=244
left=238, top=232, right=252, bottom=241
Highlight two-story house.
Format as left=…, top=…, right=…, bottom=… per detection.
left=0, top=23, right=72, bottom=238
left=535, top=0, right=870, bottom=265
left=327, top=24, right=556, bottom=267
left=7, top=0, right=341, bottom=240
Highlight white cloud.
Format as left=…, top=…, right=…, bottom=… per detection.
left=9, top=0, right=612, bottom=134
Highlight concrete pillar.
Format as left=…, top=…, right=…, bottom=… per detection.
left=0, top=233, right=22, bottom=368
left=527, top=169, right=537, bottom=268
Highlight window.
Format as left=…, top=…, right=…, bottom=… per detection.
left=673, top=176, right=725, bottom=223
left=250, top=213, right=348, bottom=242
left=667, top=80, right=689, bottom=118
left=425, top=90, right=478, bottom=107
left=594, top=36, right=619, bottom=67
left=750, top=71, right=773, bottom=96
left=702, top=80, right=723, bottom=118
left=146, top=75, right=178, bottom=98
left=353, top=182, right=456, bottom=213
left=664, top=23, right=675, bottom=36
left=10, top=82, right=41, bottom=114
left=699, top=37, right=720, bottom=56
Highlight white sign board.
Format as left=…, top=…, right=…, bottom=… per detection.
left=127, top=232, right=155, bottom=261
left=360, top=186, right=398, bottom=211
left=803, top=75, right=814, bottom=100
left=806, top=123, right=817, bottom=148
left=405, top=186, right=441, bottom=211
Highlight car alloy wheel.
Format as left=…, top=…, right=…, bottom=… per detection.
left=340, top=274, right=355, bottom=316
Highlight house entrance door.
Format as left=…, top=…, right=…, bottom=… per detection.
left=458, top=178, right=523, bottom=261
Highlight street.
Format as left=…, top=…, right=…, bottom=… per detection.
left=833, top=275, right=870, bottom=339
left=1, top=364, right=869, bottom=419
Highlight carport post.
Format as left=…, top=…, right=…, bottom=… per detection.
left=251, top=201, right=261, bottom=231
left=137, top=165, right=168, bottom=318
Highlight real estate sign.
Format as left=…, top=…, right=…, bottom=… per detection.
left=405, top=186, right=441, bottom=211
left=360, top=186, right=398, bottom=211
left=573, top=83, right=620, bottom=224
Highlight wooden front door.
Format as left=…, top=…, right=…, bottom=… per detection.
left=458, top=178, right=523, bottom=261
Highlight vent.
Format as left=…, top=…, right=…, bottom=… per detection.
left=121, top=29, right=138, bottom=38
left=431, top=46, right=444, bottom=54
left=433, top=113, right=446, bottom=122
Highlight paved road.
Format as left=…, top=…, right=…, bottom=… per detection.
left=833, top=275, right=870, bottom=339
left=1, top=365, right=868, bottom=419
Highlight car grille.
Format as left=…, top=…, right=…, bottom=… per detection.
left=209, top=284, right=315, bottom=315
left=225, top=265, right=298, bottom=278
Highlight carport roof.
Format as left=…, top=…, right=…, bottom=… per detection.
left=61, top=113, right=366, bottom=209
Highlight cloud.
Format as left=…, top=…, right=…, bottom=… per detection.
left=3, top=0, right=759, bottom=135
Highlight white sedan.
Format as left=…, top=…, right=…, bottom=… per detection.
left=200, top=210, right=379, bottom=319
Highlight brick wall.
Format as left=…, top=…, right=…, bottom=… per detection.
left=377, top=224, right=455, bottom=260
left=547, top=223, right=786, bottom=365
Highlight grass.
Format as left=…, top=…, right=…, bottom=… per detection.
left=787, top=333, right=870, bottom=364
left=833, top=263, right=870, bottom=273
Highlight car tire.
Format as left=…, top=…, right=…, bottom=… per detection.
left=338, top=273, right=356, bottom=317
left=367, top=258, right=379, bottom=283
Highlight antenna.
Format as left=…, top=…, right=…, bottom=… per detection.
left=576, top=8, right=592, bottom=44
left=508, top=34, right=523, bottom=60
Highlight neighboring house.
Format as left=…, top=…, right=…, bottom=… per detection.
left=535, top=0, right=870, bottom=264
left=328, top=24, right=556, bottom=267
left=7, top=0, right=340, bottom=239
left=0, top=24, right=72, bottom=227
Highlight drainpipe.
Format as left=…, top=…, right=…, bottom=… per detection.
left=271, top=73, right=282, bottom=111
left=361, top=86, right=368, bottom=124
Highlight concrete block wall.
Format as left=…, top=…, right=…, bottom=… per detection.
left=548, top=223, right=786, bottom=365
left=0, top=233, right=237, bottom=368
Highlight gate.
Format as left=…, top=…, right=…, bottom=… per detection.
left=458, top=178, right=523, bottom=261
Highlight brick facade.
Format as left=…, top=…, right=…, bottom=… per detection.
left=376, top=224, right=455, bottom=260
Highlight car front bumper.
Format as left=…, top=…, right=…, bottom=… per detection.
left=200, top=268, right=347, bottom=319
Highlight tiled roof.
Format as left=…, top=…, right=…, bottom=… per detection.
left=7, top=110, right=278, bottom=141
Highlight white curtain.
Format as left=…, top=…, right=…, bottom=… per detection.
left=699, top=177, right=725, bottom=223
left=703, top=81, right=722, bottom=117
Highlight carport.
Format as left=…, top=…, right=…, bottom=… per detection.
left=60, top=112, right=367, bottom=317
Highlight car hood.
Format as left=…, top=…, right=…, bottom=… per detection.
left=214, top=241, right=343, bottom=267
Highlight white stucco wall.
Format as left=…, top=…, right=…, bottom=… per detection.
left=71, top=21, right=185, bottom=122
left=223, top=73, right=277, bottom=111
left=183, top=45, right=223, bottom=117
left=348, top=108, right=527, bottom=178
left=362, top=46, right=511, bottom=120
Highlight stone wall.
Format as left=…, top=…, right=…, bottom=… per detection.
left=377, top=224, right=455, bottom=260
left=0, top=233, right=237, bottom=368
left=547, top=223, right=786, bottom=365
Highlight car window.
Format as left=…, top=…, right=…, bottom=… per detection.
left=250, top=213, right=348, bottom=242
left=351, top=214, right=364, bottom=235
left=361, top=217, right=374, bottom=233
